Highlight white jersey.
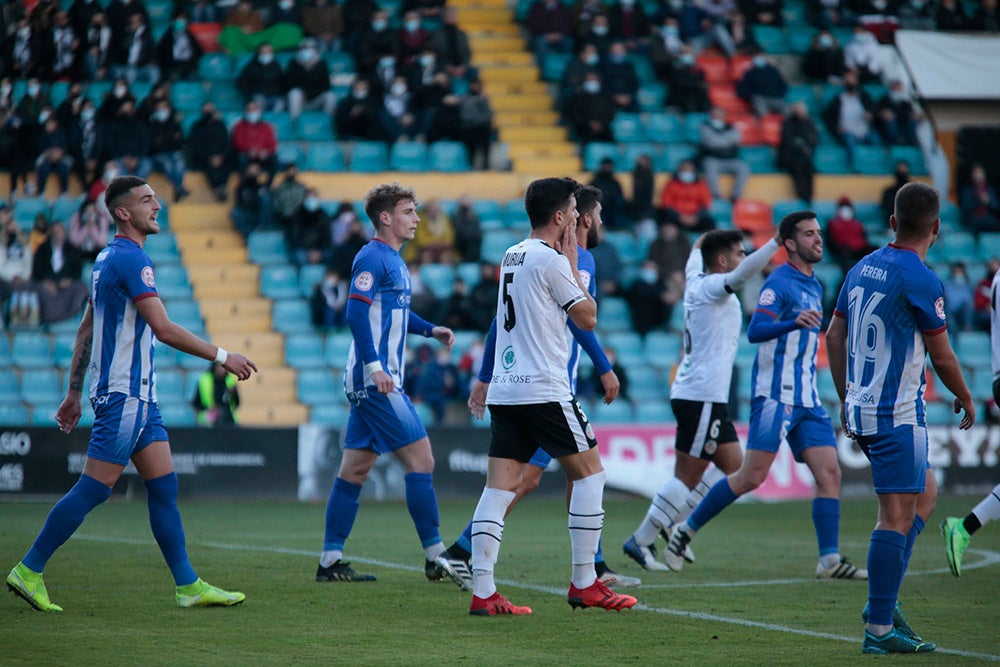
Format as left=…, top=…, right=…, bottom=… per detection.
left=487, top=238, right=588, bottom=405
left=991, top=270, right=1000, bottom=380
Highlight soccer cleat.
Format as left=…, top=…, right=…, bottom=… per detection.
left=862, top=629, right=936, bottom=654
left=425, top=559, right=447, bottom=582
left=862, top=601, right=922, bottom=642
left=816, top=556, right=867, bottom=580
left=434, top=553, right=473, bottom=591
left=660, top=528, right=696, bottom=563
left=315, top=560, right=377, bottom=582
left=596, top=562, right=642, bottom=589
left=175, top=578, right=245, bottom=608
left=664, top=525, right=693, bottom=572
left=622, top=536, right=669, bottom=571
left=567, top=579, right=637, bottom=611
left=940, top=516, right=970, bottom=577
left=6, top=563, right=62, bottom=612
left=469, top=591, right=532, bottom=616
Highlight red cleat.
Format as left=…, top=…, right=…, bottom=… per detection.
left=469, top=591, right=533, bottom=616
left=568, top=579, right=637, bottom=611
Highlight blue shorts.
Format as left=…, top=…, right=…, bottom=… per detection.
left=856, top=424, right=928, bottom=494
left=88, top=393, right=169, bottom=466
left=747, top=396, right=836, bottom=462
left=528, top=447, right=552, bottom=470
left=343, top=389, right=427, bottom=454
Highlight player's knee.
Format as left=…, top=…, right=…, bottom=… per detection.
left=518, top=475, right=542, bottom=496
left=814, top=464, right=841, bottom=496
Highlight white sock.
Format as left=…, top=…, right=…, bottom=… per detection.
left=569, top=471, right=605, bottom=589
left=676, top=466, right=727, bottom=525
left=424, top=542, right=446, bottom=561
left=634, top=476, right=690, bottom=545
left=820, top=552, right=841, bottom=569
left=972, top=484, right=1000, bottom=527
left=319, top=550, right=343, bottom=568
left=471, top=487, right=515, bottom=599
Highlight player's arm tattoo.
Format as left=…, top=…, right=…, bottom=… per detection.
left=68, top=306, right=94, bottom=393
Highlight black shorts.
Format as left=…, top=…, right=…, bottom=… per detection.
left=488, top=400, right=597, bottom=463
left=670, top=398, right=738, bottom=460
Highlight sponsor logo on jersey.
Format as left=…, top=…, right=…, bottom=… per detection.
left=141, top=266, right=156, bottom=288
left=354, top=271, right=374, bottom=291
left=758, top=288, right=776, bottom=306
left=935, top=297, right=946, bottom=321
left=501, top=345, right=516, bottom=370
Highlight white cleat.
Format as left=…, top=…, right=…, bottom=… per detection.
left=598, top=570, right=642, bottom=588
left=434, top=554, right=474, bottom=591
left=816, top=557, right=867, bottom=580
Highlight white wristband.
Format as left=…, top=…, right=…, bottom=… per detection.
left=214, top=347, right=228, bottom=365
left=364, top=361, right=383, bottom=375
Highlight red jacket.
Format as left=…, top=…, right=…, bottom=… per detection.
left=659, top=179, right=711, bottom=216
left=232, top=120, right=276, bottom=156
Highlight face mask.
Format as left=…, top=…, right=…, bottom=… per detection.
left=280, top=0, right=293, bottom=8
left=838, top=205, right=853, bottom=219
left=81, top=108, right=95, bottom=121
left=621, top=0, right=635, bottom=6
left=678, top=171, right=695, bottom=183
left=610, top=53, right=626, bottom=64
left=592, top=24, right=609, bottom=35
left=0, top=83, right=11, bottom=97
left=583, top=81, right=601, bottom=93
left=872, top=0, right=887, bottom=9
left=391, top=82, right=407, bottom=96
left=174, top=19, right=186, bottom=31
left=372, top=19, right=387, bottom=31
left=259, top=52, right=274, bottom=65
left=246, top=110, right=261, bottom=122
left=114, top=85, right=127, bottom=98
left=585, top=53, right=599, bottom=65
left=909, top=0, right=924, bottom=7
left=669, top=0, right=684, bottom=9
left=27, top=83, right=41, bottom=96
left=405, top=19, right=420, bottom=32
left=419, top=54, right=435, bottom=66
left=104, top=169, right=118, bottom=181
left=818, top=34, right=834, bottom=47
left=39, top=110, right=51, bottom=124
left=680, top=53, right=695, bottom=65
left=154, top=109, right=170, bottom=122
left=753, top=56, right=767, bottom=67
left=664, top=25, right=679, bottom=37
left=299, top=48, right=316, bottom=62
left=379, top=56, right=395, bottom=69
left=304, top=197, right=320, bottom=211
left=639, top=268, right=658, bottom=283
left=18, top=27, right=30, bottom=38
left=354, top=89, right=368, bottom=99
left=711, top=117, right=725, bottom=129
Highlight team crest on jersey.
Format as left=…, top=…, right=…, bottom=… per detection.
left=758, top=288, right=776, bottom=306
left=501, top=345, right=516, bottom=370
left=354, top=271, right=374, bottom=291
left=579, top=270, right=592, bottom=290
left=704, top=440, right=717, bottom=456
left=934, top=297, right=946, bottom=321
left=141, top=266, right=155, bottom=288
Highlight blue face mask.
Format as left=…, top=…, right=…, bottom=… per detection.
left=610, top=53, right=626, bottom=64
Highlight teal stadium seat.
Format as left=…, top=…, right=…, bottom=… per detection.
left=597, top=296, right=632, bottom=332
left=583, top=143, right=620, bottom=171
left=592, top=400, right=633, bottom=423
left=20, top=369, right=61, bottom=405
left=30, top=403, right=61, bottom=426
left=171, top=81, right=206, bottom=111
left=311, top=404, right=349, bottom=427
left=683, top=112, right=709, bottom=142
left=48, top=82, right=70, bottom=107
left=285, top=333, right=325, bottom=368
left=852, top=145, right=889, bottom=175
left=167, top=299, right=204, bottom=332
left=325, top=331, right=354, bottom=367
left=541, top=52, right=573, bottom=81
left=299, top=264, right=327, bottom=296
left=323, top=51, right=356, bottom=75
left=924, top=401, right=955, bottom=425
left=643, top=331, right=682, bottom=368
left=740, top=146, right=777, bottom=172
left=786, top=84, right=819, bottom=114
left=0, top=403, right=30, bottom=425
left=261, top=265, right=301, bottom=299
left=503, top=199, right=529, bottom=229
left=645, top=112, right=686, bottom=143
left=626, top=366, right=663, bottom=402
left=85, top=81, right=112, bottom=105
left=350, top=141, right=389, bottom=172
left=956, top=331, right=991, bottom=365
left=12, top=332, right=52, bottom=369
left=621, top=143, right=660, bottom=171
left=612, top=113, right=646, bottom=143
left=305, top=142, right=346, bottom=171
left=298, top=369, right=339, bottom=405
left=814, top=146, right=851, bottom=174
left=637, top=82, right=667, bottom=111
left=261, top=112, right=294, bottom=142
left=207, top=81, right=244, bottom=111
left=389, top=142, right=429, bottom=172
left=628, top=55, right=656, bottom=83
left=0, top=336, right=10, bottom=368
left=606, top=331, right=644, bottom=367
left=153, top=265, right=192, bottom=299
left=888, top=145, right=926, bottom=176
left=480, top=230, right=521, bottom=265
left=248, top=230, right=288, bottom=264
left=14, top=198, right=50, bottom=230
left=272, top=299, right=314, bottom=334
left=708, top=198, right=733, bottom=227
left=428, top=141, right=470, bottom=172
left=143, top=232, right=180, bottom=264
left=752, top=25, right=790, bottom=53
left=787, top=27, right=815, bottom=54
left=635, top=399, right=672, bottom=423
left=472, top=200, right=503, bottom=228
left=52, top=333, right=76, bottom=369
left=158, top=404, right=197, bottom=426
left=277, top=142, right=303, bottom=167
left=296, top=111, right=335, bottom=142
left=155, top=369, right=186, bottom=405
left=656, top=143, right=696, bottom=174
left=0, top=374, right=20, bottom=402
left=50, top=195, right=84, bottom=222
left=456, top=262, right=482, bottom=287
left=419, top=263, right=455, bottom=299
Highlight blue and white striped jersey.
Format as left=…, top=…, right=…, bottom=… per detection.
left=834, top=244, right=946, bottom=435
left=750, top=263, right=824, bottom=408
left=565, top=245, right=598, bottom=393
left=344, top=239, right=411, bottom=393
left=89, top=236, right=159, bottom=402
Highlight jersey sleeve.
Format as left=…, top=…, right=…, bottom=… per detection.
left=347, top=251, right=384, bottom=304
left=906, top=267, right=947, bottom=335
left=119, top=250, right=158, bottom=302
left=684, top=248, right=704, bottom=283
left=544, top=253, right=587, bottom=312
left=577, top=248, right=598, bottom=298
left=753, top=274, right=782, bottom=320
left=833, top=275, right=849, bottom=319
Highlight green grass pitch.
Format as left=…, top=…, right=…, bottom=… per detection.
left=2, top=495, right=998, bottom=665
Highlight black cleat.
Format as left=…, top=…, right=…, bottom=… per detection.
left=316, top=560, right=376, bottom=582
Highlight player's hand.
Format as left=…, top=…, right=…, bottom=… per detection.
left=55, top=393, right=82, bottom=434
left=371, top=369, right=394, bottom=395
left=693, top=233, right=706, bottom=249
left=468, top=379, right=489, bottom=419
left=558, top=218, right=578, bottom=265
left=794, top=309, right=823, bottom=330
left=431, top=325, right=455, bottom=349
left=223, top=352, right=258, bottom=381
left=599, top=370, right=620, bottom=404
left=839, top=403, right=854, bottom=440
left=954, top=396, right=976, bottom=430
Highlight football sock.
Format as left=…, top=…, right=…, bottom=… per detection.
left=968, top=483, right=1000, bottom=535
left=404, top=472, right=444, bottom=559
left=900, top=514, right=925, bottom=585
left=595, top=539, right=605, bottom=565
left=569, top=471, right=605, bottom=589
left=811, top=496, right=840, bottom=561
left=145, top=472, right=197, bottom=586
left=867, top=529, right=906, bottom=627
left=634, top=476, right=689, bottom=545
left=23, top=474, right=111, bottom=573
left=471, top=487, right=515, bottom=599
left=453, top=520, right=473, bottom=559
left=321, top=477, right=362, bottom=564
left=686, top=477, right=738, bottom=533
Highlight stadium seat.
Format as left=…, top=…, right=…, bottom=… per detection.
left=260, top=265, right=301, bottom=299
left=50, top=195, right=85, bottom=222
left=472, top=200, right=504, bottom=227
left=734, top=200, right=774, bottom=233
left=0, top=403, right=30, bottom=425
left=276, top=142, right=303, bottom=167
left=207, top=81, right=243, bottom=111
left=597, top=296, right=632, bottom=332
left=620, top=143, right=659, bottom=171
left=785, top=84, right=819, bottom=113
left=419, top=263, right=455, bottom=299
left=153, top=265, right=192, bottom=299
left=729, top=114, right=762, bottom=145
left=606, top=331, right=644, bottom=366
left=645, top=112, right=686, bottom=143
left=168, top=299, right=204, bottom=332
left=350, top=141, right=389, bottom=172
left=297, top=369, right=340, bottom=405
left=540, top=52, right=573, bottom=81
left=296, top=111, right=335, bottom=142
left=198, top=53, right=233, bottom=80
left=285, top=333, right=326, bottom=368
left=628, top=54, right=656, bottom=83
left=592, top=400, right=633, bottom=423
left=683, top=112, right=710, bottom=142
left=52, top=333, right=76, bottom=369
left=752, top=25, right=790, bottom=53
left=814, top=146, right=851, bottom=174
left=452, top=330, right=481, bottom=355
left=0, top=373, right=20, bottom=402
left=709, top=198, right=733, bottom=227
left=612, top=113, right=646, bottom=143
left=322, top=51, right=356, bottom=75
left=924, top=401, right=955, bottom=425
left=697, top=54, right=731, bottom=83
left=12, top=332, right=52, bottom=369
left=85, top=81, right=112, bottom=105
left=480, top=230, right=521, bottom=265
left=247, top=230, right=289, bottom=265
left=888, top=145, right=927, bottom=176
left=628, top=366, right=664, bottom=401
left=635, top=399, right=672, bottom=423
left=709, top=83, right=750, bottom=114
left=144, top=233, right=180, bottom=264
left=48, top=81, right=70, bottom=107
left=272, top=299, right=314, bottom=334
left=29, top=403, right=61, bottom=426
left=583, top=143, right=620, bottom=171
left=759, top=114, right=783, bottom=147
left=20, top=369, right=61, bottom=405
left=636, top=82, right=667, bottom=111
left=0, top=336, right=10, bottom=368
left=299, top=263, right=327, bottom=296
left=503, top=199, right=530, bottom=229
left=643, top=331, right=682, bottom=368
left=456, top=262, right=482, bottom=288
left=740, top=146, right=777, bottom=172
left=311, top=403, right=349, bottom=427
left=389, top=142, right=430, bottom=172
left=171, top=81, right=206, bottom=111
left=729, top=55, right=754, bottom=82
left=262, top=112, right=294, bottom=142
left=852, top=145, right=889, bottom=175
left=325, top=331, right=354, bottom=367
left=428, top=141, right=470, bottom=172
left=159, top=404, right=197, bottom=426
left=13, top=198, right=49, bottom=230
left=305, top=142, right=346, bottom=172
left=656, top=143, right=696, bottom=174
left=155, top=369, right=186, bottom=405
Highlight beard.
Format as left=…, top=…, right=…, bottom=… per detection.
left=586, top=224, right=600, bottom=249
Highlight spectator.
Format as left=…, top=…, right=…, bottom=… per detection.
left=0, top=206, right=33, bottom=293
left=558, top=43, right=600, bottom=112
left=0, top=107, right=33, bottom=197
left=687, top=0, right=737, bottom=57
left=403, top=0, right=446, bottom=20
left=64, top=98, right=99, bottom=190
left=822, top=69, right=880, bottom=172
left=971, top=0, right=1000, bottom=30
left=573, top=0, right=605, bottom=41
left=667, top=51, right=711, bottom=112
left=582, top=14, right=614, bottom=56
left=647, top=218, right=692, bottom=279
left=607, top=0, right=651, bottom=52
left=310, top=267, right=349, bottom=330
left=230, top=162, right=271, bottom=237
left=417, top=71, right=463, bottom=143
left=354, top=9, right=399, bottom=76
left=973, top=258, right=1000, bottom=331
left=30, top=220, right=89, bottom=324
left=105, top=0, right=149, bottom=47
left=880, top=159, right=910, bottom=223
left=404, top=47, right=445, bottom=90
left=629, top=153, right=658, bottom=230
left=824, top=196, right=874, bottom=268
left=736, top=52, right=788, bottom=117
left=302, top=0, right=344, bottom=53
left=101, top=99, right=151, bottom=182
left=218, top=0, right=303, bottom=55
left=659, top=160, right=715, bottom=231
left=440, top=278, right=478, bottom=331
left=334, top=78, right=383, bottom=141
left=67, top=199, right=109, bottom=262
left=406, top=198, right=454, bottom=263
left=459, top=79, right=494, bottom=171
left=0, top=79, right=15, bottom=114
left=590, top=229, right=623, bottom=295
left=97, top=76, right=134, bottom=121
left=7, top=19, right=40, bottom=80
left=590, top=157, right=627, bottom=230
left=699, top=106, right=749, bottom=202
left=135, top=80, right=170, bottom=121
left=144, top=99, right=189, bottom=201
left=566, top=71, right=616, bottom=143
left=589, top=347, right=631, bottom=402
left=802, top=30, right=845, bottom=82
left=191, top=363, right=240, bottom=427
left=43, top=10, right=78, bottom=81
left=68, top=0, right=102, bottom=37
left=526, top=0, right=575, bottom=63
left=86, top=160, right=117, bottom=203
left=286, top=38, right=336, bottom=121
left=452, top=195, right=483, bottom=262
left=34, top=112, right=73, bottom=195
left=186, top=101, right=231, bottom=202
left=82, top=11, right=114, bottom=80
left=602, top=41, right=640, bottom=112
left=231, top=100, right=278, bottom=185
left=114, top=12, right=159, bottom=84
left=936, top=0, right=970, bottom=29
left=843, top=26, right=883, bottom=81
left=329, top=217, right=369, bottom=277
left=896, top=0, right=935, bottom=28
left=943, top=262, right=974, bottom=333
left=328, top=200, right=359, bottom=245
left=875, top=79, right=918, bottom=145
left=650, top=17, right=686, bottom=79
left=397, top=11, right=431, bottom=67
left=186, top=0, right=218, bottom=23
left=269, top=0, right=303, bottom=29
left=778, top=101, right=820, bottom=203
left=341, top=0, right=379, bottom=48
left=808, top=0, right=856, bottom=29
left=623, top=259, right=677, bottom=335
left=377, top=76, right=420, bottom=142
left=156, top=10, right=202, bottom=81
left=430, top=7, right=472, bottom=80
left=409, top=344, right=460, bottom=425
left=741, top=0, right=784, bottom=25
left=467, top=262, right=499, bottom=331
left=271, top=165, right=309, bottom=229
left=727, top=12, right=761, bottom=54
left=237, top=42, right=287, bottom=111
left=960, top=163, right=1000, bottom=233
left=287, top=188, right=331, bottom=266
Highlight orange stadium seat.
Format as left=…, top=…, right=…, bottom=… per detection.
left=734, top=199, right=774, bottom=234
left=709, top=83, right=750, bottom=114
left=759, top=114, right=783, bottom=147
left=729, top=113, right=762, bottom=145
left=730, top=55, right=754, bottom=82
left=697, top=54, right=731, bottom=83
left=189, top=23, right=222, bottom=52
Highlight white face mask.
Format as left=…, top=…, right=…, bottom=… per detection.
left=405, top=19, right=420, bottom=32
left=639, top=268, right=659, bottom=283
left=280, top=0, right=294, bottom=8
left=304, top=197, right=320, bottom=211
left=372, top=19, right=387, bottom=31
left=678, top=171, right=696, bottom=183
left=353, top=88, right=368, bottom=99
left=838, top=205, right=853, bottom=219
left=154, top=109, right=170, bottom=122
left=711, top=118, right=725, bottom=129
left=259, top=52, right=274, bottom=64
left=104, top=169, right=118, bottom=181
left=246, top=110, right=261, bottom=122
left=379, top=56, right=395, bottom=69
left=420, top=54, right=434, bottom=66
left=1, top=83, right=12, bottom=97
left=583, top=81, right=600, bottom=94
left=818, top=34, right=834, bottom=47
left=592, top=24, right=609, bottom=35
left=391, top=82, right=407, bottom=96
left=39, top=110, right=51, bottom=124
left=27, top=83, right=41, bottom=96
left=81, top=108, right=95, bottom=121
left=299, top=48, right=316, bottom=62
left=114, top=85, right=127, bottom=98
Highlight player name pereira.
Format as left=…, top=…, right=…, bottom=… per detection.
left=859, top=265, right=887, bottom=281
left=502, top=251, right=526, bottom=267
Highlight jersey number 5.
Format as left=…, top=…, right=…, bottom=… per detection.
left=502, top=272, right=516, bottom=331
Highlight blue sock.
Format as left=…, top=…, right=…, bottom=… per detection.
left=323, top=477, right=362, bottom=552
left=404, top=472, right=441, bottom=548
left=687, top=478, right=738, bottom=532
left=456, top=519, right=473, bottom=555
left=145, top=472, right=198, bottom=586
left=900, top=515, right=925, bottom=587
left=867, top=529, right=906, bottom=627
left=595, top=539, right=605, bottom=564
left=812, top=497, right=840, bottom=557
left=23, top=474, right=111, bottom=572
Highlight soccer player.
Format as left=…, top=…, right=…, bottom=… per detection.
left=623, top=228, right=780, bottom=571
left=826, top=182, right=974, bottom=654
left=436, top=185, right=640, bottom=591
left=316, top=182, right=455, bottom=583
left=464, top=177, right=637, bottom=616
left=6, top=176, right=257, bottom=612
left=942, top=484, right=1000, bottom=576
left=665, top=211, right=866, bottom=582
